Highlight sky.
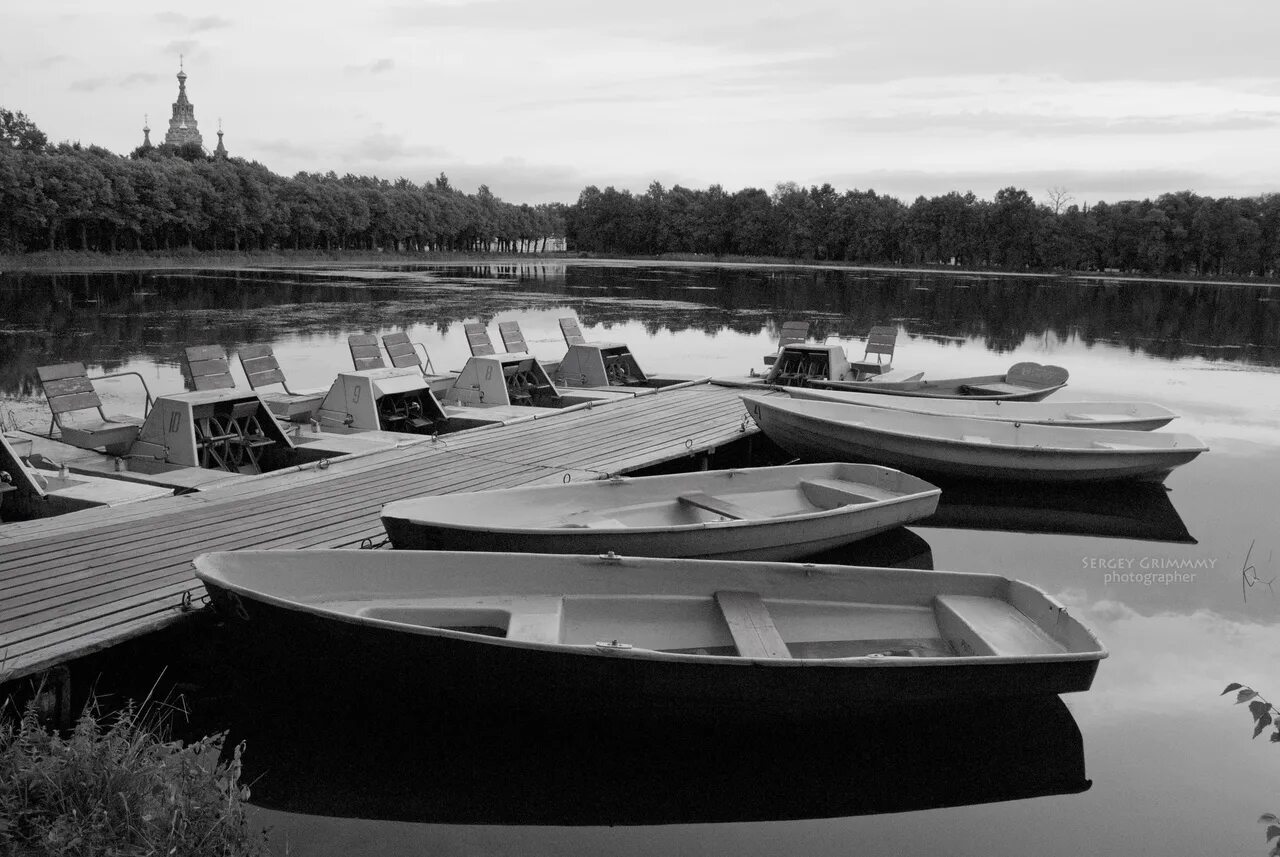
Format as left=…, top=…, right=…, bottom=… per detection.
left=4, top=0, right=1279, bottom=207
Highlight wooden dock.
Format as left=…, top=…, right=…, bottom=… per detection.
left=0, top=384, right=760, bottom=683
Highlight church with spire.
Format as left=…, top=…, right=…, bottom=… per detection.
left=141, top=58, right=228, bottom=158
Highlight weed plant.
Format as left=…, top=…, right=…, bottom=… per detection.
left=0, top=699, right=269, bottom=856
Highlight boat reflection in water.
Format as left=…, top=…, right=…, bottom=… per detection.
left=796, top=526, right=934, bottom=570
left=918, top=481, right=1195, bottom=544
left=237, top=694, right=1087, bottom=826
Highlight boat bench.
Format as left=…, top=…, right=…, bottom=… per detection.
left=678, top=491, right=754, bottom=520
left=715, top=590, right=791, bottom=659
left=960, top=382, right=1036, bottom=396
left=933, top=595, right=1064, bottom=657
left=798, top=478, right=880, bottom=508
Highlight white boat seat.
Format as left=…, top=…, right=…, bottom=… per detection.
left=798, top=478, right=880, bottom=508
left=934, top=595, right=1064, bottom=657
left=962, top=435, right=993, bottom=444
left=677, top=492, right=753, bottom=520
left=715, top=590, right=790, bottom=659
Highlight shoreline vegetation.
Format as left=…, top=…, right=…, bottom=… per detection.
left=4, top=107, right=1280, bottom=284
left=0, top=699, right=268, bottom=856
left=1, top=248, right=1275, bottom=289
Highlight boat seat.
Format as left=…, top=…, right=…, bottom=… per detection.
left=798, top=478, right=880, bottom=508
left=183, top=345, right=237, bottom=391
left=763, top=320, right=810, bottom=366
left=677, top=491, right=754, bottom=520
left=464, top=322, right=496, bottom=356
left=559, top=317, right=588, bottom=347
left=35, top=362, right=143, bottom=455
left=933, top=595, right=1064, bottom=657
left=961, top=381, right=1042, bottom=397
left=498, top=321, right=529, bottom=354
left=349, top=334, right=387, bottom=370
left=715, top=590, right=790, bottom=659
left=237, top=344, right=326, bottom=422
left=849, top=325, right=897, bottom=376
left=962, top=435, right=993, bottom=444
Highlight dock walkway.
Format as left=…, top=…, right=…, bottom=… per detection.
left=0, top=384, right=759, bottom=682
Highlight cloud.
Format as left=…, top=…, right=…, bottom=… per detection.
left=155, top=12, right=232, bottom=32
left=69, top=78, right=107, bottom=92
left=344, top=58, right=396, bottom=75
left=120, top=72, right=164, bottom=88
left=821, top=110, right=1280, bottom=138
left=252, top=138, right=322, bottom=161
left=163, top=39, right=201, bottom=57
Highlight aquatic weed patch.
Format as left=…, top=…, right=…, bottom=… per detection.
left=0, top=701, right=269, bottom=856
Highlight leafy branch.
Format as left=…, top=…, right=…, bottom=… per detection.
left=1222, top=683, right=1280, bottom=854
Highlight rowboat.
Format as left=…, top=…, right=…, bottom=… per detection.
left=809, top=361, right=1069, bottom=401
left=787, top=387, right=1177, bottom=430
left=194, top=550, right=1107, bottom=718
left=381, top=463, right=941, bottom=560
left=742, top=395, right=1207, bottom=483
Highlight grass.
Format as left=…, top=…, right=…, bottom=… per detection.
left=0, top=698, right=269, bottom=856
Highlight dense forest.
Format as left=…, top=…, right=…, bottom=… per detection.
left=3, top=107, right=1280, bottom=278
left=0, top=109, right=566, bottom=255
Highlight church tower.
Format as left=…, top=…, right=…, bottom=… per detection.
left=163, top=57, right=203, bottom=148
left=142, top=115, right=151, bottom=147
left=214, top=118, right=228, bottom=159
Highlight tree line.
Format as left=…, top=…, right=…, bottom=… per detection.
left=0, top=109, right=566, bottom=254
left=5, top=106, right=1280, bottom=278
left=567, top=182, right=1280, bottom=278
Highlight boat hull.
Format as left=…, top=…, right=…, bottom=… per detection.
left=195, top=550, right=1107, bottom=719
left=381, top=463, right=940, bottom=561
left=744, top=397, right=1206, bottom=483
left=202, top=579, right=1101, bottom=718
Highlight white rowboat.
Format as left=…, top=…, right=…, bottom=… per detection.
left=743, top=395, right=1207, bottom=483
left=382, top=463, right=940, bottom=560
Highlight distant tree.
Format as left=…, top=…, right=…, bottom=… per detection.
left=1045, top=186, right=1073, bottom=215
left=0, top=108, right=48, bottom=151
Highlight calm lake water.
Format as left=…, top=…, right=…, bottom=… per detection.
left=2, top=262, right=1278, bottom=855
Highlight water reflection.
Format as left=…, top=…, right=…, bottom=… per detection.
left=237, top=696, right=1086, bottom=826
left=1, top=264, right=1277, bottom=397
left=798, top=526, right=934, bottom=569
left=920, top=482, right=1196, bottom=544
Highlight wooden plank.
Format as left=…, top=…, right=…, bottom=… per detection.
left=934, top=595, right=1064, bottom=657
left=40, top=376, right=97, bottom=398
left=45, top=390, right=102, bottom=415
left=715, top=590, right=790, bottom=659
left=36, top=363, right=91, bottom=383
left=677, top=492, right=751, bottom=520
